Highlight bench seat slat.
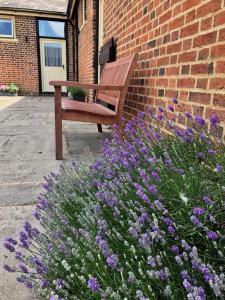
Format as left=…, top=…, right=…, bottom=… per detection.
left=62, top=99, right=116, bottom=117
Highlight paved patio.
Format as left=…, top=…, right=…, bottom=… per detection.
left=0, top=96, right=110, bottom=299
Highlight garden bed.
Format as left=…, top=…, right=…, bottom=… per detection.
left=3, top=100, right=225, bottom=299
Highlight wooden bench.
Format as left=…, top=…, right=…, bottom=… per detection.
left=50, top=53, right=138, bottom=160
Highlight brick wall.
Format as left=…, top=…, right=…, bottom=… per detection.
left=0, top=16, right=39, bottom=95
left=102, top=0, right=225, bottom=137
left=76, top=0, right=96, bottom=100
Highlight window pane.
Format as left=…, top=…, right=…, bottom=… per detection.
left=0, top=19, right=13, bottom=36
left=39, top=20, right=65, bottom=38
left=45, top=43, right=62, bottom=67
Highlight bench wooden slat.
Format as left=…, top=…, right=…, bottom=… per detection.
left=62, top=99, right=116, bottom=117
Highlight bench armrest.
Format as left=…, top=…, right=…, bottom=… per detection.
left=49, top=81, right=123, bottom=91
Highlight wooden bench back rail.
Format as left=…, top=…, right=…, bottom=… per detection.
left=50, top=53, right=138, bottom=160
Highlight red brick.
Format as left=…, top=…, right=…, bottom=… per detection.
left=183, top=39, right=192, bottom=50
left=179, top=51, right=197, bottom=62
left=219, top=28, right=225, bottom=41
left=166, top=66, right=180, bottom=75
left=213, top=94, right=225, bottom=107
left=198, top=48, right=209, bottom=60
left=169, top=16, right=184, bottom=31
left=189, top=92, right=211, bottom=104
left=180, top=22, right=199, bottom=38
left=210, top=78, right=225, bottom=89
left=159, top=10, right=172, bottom=24
left=214, top=11, right=225, bottom=27
left=191, top=63, right=209, bottom=75
left=211, top=45, right=225, bottom=58
left=193, top=31, right=217, bottom=48
left=186, top=10, right=196, bottom=23
left=177, top=78, right=195, bottom=88
left=182, top=0, right=201, bottom=11
left=201, top=17, right=212, bottom=31
left=167, top=42, right=182, bottom=54
left=196, top=0, right=221, bottom=18
left=196, top=79, right=208, bottom=89
left=216, top=61, right=225, bottom=73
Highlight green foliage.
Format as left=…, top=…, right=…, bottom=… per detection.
left=68, top=86, right=86, bottom=98
left=4, top=83, right=19, bottom=93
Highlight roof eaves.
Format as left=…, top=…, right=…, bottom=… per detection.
left=0, top=6, right=67, bottom=16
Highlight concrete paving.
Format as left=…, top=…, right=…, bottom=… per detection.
left=0, top=96, right=110, bottom=299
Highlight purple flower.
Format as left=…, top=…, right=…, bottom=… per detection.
left=210, top=114, right=219, bottom=125
left=32, top=211, right=40, bottom=220
left=172, top=98, right=178, bottom=104
left=87, top=277, right=100, bottom=292
left=195, top=115, right=205, bottom=126
left=147, top=256, right=156, bottom=267
left=151, top=171, right=160, bottom=182
left=206, top=231, right=219, bottom=241
left=106, top=254, right=118, bottom=269
left=190, top=215, right=201, bottom=227
left=157, top=114, right=163, bottom=121
left=203, top=195, right=214, bottom=205
left=159, top=270, right=168, bottom=281
left=18, top=263, right=28, bottom=273
left=159, top=106, right=164, bottom=113
left=148, top=184, right=157, bottom=194
left=171, top=245, right=179, bottom=254
left=25, top=281, right=33, bottom=289
left=214, top=164, right=223, bottom=173
left=208, top=149, right=216, bottom=155
left=185, top=112, right=191, bottom=118
left=193, top=207, right=205, bottom=216
left=15, top=252, right=23, bottom=261
left=168, top=226, right=175, bottom=235
left=41, top=279, right=49, bottom=288
left=5, top=237, right=17, bottom=245
left=139, top=233, right=151, bottom=248
left=183, top=279, right=192, bottom=292
left=168, top=105, right=174, bottom=112
left=3, top=242, right=15, bottom=252
left=4, top=264, right=15, bottom=272
left=16, top=275, right=27, bottom=283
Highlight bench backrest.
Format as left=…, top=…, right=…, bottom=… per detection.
left=96, top=53, right=138, bottom=114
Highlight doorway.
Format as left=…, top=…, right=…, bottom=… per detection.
left=40, top=39, right=67, bottom=93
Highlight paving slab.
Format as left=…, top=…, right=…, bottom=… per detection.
left=0, top=96, right=112, bottom=299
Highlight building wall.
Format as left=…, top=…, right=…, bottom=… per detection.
left=77, top=0, right=96, bottom=100
left=0, top=15, right=75, bottom=95
left=0, top=15, right=39, bottom=95
left=102, top=0, right=225, bottom=136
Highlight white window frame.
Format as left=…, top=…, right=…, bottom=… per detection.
left=0, top=16, right=14, bottom=38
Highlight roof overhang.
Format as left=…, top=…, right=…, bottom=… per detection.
left=0, top=7, right=67, bottom=18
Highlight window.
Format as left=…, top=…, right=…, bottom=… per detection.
left=44, top=43, right=62, bottom=67
left=0, top=17, right=14, bottom=38
left=38, top=20, right=65, bottom=38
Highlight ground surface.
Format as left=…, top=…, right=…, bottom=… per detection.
left=0, top=96, right=110, bottom=299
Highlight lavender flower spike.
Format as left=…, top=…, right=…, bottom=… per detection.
left=87, top=277, right=100, bottom=292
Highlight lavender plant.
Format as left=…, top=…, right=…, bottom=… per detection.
left=3, top=101, right=225, bottom=300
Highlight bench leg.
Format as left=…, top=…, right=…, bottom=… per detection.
left=97, top=124, right=103, bottom=133
left=55, top=114, right=63, bottom=160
